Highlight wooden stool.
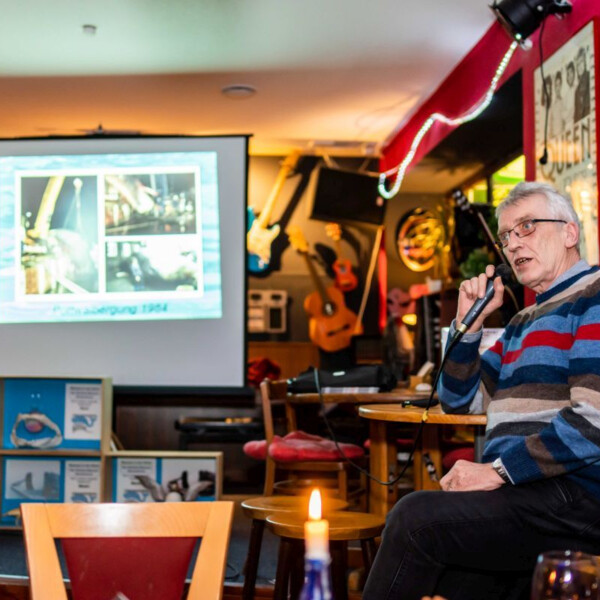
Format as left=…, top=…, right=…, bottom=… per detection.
left=241, top=495, right=349, bottom=600
left=266, top=510, right=384, bottom=600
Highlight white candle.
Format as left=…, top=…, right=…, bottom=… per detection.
left=304, top=488, right=329, bottom=559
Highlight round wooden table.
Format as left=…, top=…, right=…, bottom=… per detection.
left=266, top=510, right=385, bottom=600
left=241, top=495, right=349, bottom=600
left=359, top=403, right=487, bottom=515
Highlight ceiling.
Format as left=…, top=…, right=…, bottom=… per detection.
left=0, top=0, right=499, bottom=163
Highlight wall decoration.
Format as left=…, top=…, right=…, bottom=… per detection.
left=395, top=208, right=445, bottom=273
left=1, top=456, right=102, bottom=526
left=109, top=452, right=222, bottom=503
left=1, top=379, right=103, bottom=451
left=535, top=21, right=598, bottom=265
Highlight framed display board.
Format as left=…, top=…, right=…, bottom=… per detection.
left=0, top=376, right=112, bottom=528
left=535, top=20, right=598, bottom=265
left=0, top=378, right=108, bottom=451
left=106, top=451, right=223, bottom=503
left=0, top=456, right=102, bottom=527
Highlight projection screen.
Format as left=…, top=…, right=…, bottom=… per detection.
left=0, top=135, right=248, bottom=389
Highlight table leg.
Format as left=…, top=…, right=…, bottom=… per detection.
left=418, top=425, right=441, bottom=490
left=274, top=537, right=294, bottom=600
left=368, top=420, right=395, bottom=516
left=242, top=519, right=265, bottom=600
left=474, top=424, right=485, bottom=463
left=330, top=540, right=349, bottom=600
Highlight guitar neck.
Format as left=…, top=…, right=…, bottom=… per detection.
left=256, top=153, right=299, bottom=228
left=301, top=252, right=330, bottom=306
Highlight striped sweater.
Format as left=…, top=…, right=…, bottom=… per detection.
left=438, top=263, right=600, bottom=499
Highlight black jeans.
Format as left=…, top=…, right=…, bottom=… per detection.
left=362, top=477, right=600, bottom=600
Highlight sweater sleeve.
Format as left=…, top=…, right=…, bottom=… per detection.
left=437, top=322, right=504, bottom=415
left=500, top=303, right=600, bottom=485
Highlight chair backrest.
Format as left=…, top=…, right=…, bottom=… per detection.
left=259, top=379, right=288, bottom=444
left=21, top=501, right=234, bottom=600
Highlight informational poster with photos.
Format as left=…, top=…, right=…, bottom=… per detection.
left=112, top=455, right=220, bottom=503
left=0, top=456, right=101, bottom=526
left=64, top=460, right=102, bottom=503
left=2, top=379, right=102, bottom=451
left=64, top=383, right=102, bottom=440
left=114, top=458, right=157, bottom=503
left=535, top=21, right=598, bottom=265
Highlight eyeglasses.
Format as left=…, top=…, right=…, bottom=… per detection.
left=496, top=218, right=567, bottom=248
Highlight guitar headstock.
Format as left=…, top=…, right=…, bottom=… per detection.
left=325, top=222, right=342, bottom=242
left=287, top=226, right=309, bottom=254
left=281, top=149, right=302, bottom=173
left=451, top=188, right=472, bottom=213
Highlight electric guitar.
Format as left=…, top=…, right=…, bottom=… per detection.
left=325, top=222, right=358, bottom=292
left=287, top=226, right=362, bottom=353
left=247, top=150, right=301, bottom=273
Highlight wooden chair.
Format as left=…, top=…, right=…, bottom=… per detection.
left=255, top=379, right=366, bottom=501
left=20, top=501, right=234, bottom=600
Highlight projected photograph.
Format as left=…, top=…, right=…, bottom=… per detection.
left=105, top=238, right=200, bottom=293
left=104, top=171, right=198, bottom=236
left=0, top=144, right=224, bottom=326
left=20, top=175, right=100, bottom=295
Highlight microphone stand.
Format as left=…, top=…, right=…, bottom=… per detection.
left=452, top=189, right=508, bottom=267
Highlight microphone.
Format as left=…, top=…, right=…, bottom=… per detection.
left=455, top=264, right=512, bottom=339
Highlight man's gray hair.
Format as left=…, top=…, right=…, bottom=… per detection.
left=496, top=181, right=580, bottom=230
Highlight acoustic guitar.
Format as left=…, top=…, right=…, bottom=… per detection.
left=287, top=226, right=362, bottom=353
left=247, top=150, right=301, bottom=273
left=325, top=222, right=358, bottom=292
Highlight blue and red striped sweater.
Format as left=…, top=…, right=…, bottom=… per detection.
left=439, top=263, right=600, bottom=499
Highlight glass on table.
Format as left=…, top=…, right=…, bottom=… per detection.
left=531, top=550, right=600, bottom=599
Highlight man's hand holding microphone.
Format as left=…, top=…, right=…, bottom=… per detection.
left=441, top=263, right=512, bottom=493
left=454, top=263, right=512, bottom=340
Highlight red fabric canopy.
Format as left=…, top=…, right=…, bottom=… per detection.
left=381, top=0, right=600, bottom=184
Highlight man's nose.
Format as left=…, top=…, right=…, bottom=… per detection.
left=504, top=231, right=522, bottom=251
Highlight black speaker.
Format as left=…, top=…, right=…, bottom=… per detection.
left=309, top=167, right=385, bottom=226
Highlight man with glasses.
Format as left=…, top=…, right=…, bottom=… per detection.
left=363, top=181, right=600, bottom=600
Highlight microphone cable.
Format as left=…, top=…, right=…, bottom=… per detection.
left=312, top=266, right=510, bottom=486
left=312, top=333, right=461, bottom=488
left=538, top=17, right=550, bottom=166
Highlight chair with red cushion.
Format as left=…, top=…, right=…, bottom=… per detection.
left=241, top=379, right=367, bottom=600
left=244, top=379, right=366, bottom=501
left=20, top=501, right=234, bottom=600
left=442, top=445, right=475, bottom=471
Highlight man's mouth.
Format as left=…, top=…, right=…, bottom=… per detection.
left=514, top=257, right=531, bottom=267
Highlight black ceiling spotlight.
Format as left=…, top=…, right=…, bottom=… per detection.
left=491, top=0, right=572, bottom=42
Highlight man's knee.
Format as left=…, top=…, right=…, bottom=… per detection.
left=384, top=490, right=443, bottom=541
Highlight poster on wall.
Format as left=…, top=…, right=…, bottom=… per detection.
left=535, top=21, right=598, bottom=265
left=112, top=455, right=219, bottom=502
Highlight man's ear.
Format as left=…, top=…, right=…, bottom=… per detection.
left=564, top=222, right=579, bottom=250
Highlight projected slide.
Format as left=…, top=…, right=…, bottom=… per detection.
left=0, top=152, right=222, bottom=323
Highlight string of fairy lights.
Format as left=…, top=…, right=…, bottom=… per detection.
left=377, top=40, right=519, bottom=200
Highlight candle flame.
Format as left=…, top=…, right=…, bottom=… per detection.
left=308, top=488, right=322, bottom=521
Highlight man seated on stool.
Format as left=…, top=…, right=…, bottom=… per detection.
left=363, top=181, right=600, bottom=600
